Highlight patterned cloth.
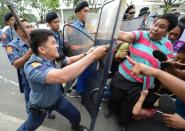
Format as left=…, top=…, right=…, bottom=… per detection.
left=119, top=30, right=174, bottom=90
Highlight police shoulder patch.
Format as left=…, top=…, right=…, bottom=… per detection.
left=6, top=46, right=13, bottom=54
left=31, top=62, right=41, bottom=68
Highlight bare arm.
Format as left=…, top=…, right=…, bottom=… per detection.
left=13, top=49, right=32, bottom=69
left=164, top=61, right=185, bottom=80
left=66, top=47, right=95, bottom=65
left=126, top=56, right=185, bottom=103
left=165, top=67, right=185, bottom=81
left=46, top=45, right=108, bottom=84
left=66, top=53, right=85, bottom=65
left=153, top=69, right=185, bottom=102
left=118, top=31, right=135, bottom=43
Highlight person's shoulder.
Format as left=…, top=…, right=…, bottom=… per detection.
left=24, top=55, right=42, bottom=72
left=8, top=38, right=21, bottom=47
left=72, top=20, right=80, bottom=27
left=72, top=20, right=78, bottom=25
left=142, top=30, right=148, bottom=34
left=162, top=35, right=172, bottom=44
left=2, top=26, right=10, bottom=33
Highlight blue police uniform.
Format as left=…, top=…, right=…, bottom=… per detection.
left=17, top=54, right=81, bottom=131
left=72, top=20, right=85, bottom=32
left=52, top=31, right=63, bottom=54
left=2, top=27, right=19, bottom=46
left=7, top=38, right=30, bottom=112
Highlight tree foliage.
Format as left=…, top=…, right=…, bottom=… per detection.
left=27, top=0, right=60, bottom=23
left=163, top=0, right=177, bottom=13
left=0, top=0, right=60, bottom=24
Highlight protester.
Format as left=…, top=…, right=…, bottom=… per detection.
left=138, top=7, right=150, bottom=17
left=127, top=54, right=185, bottom=130
left=132, top=44, right=185, bottom=122
left=132, top=90, right=156, bottom=119
left=123, top=4, right=135, bottom=20
left=179, top=16, right=185, bottom=25
left=138, top=7, right=150, bottom=29
left=162, top=45, right=185, bottom=130
left=168, top=22, right=185, bottom=44
left=171, top=9, right=181, bottom=18
left=108, top=13, right=178, bottom=129
left=17, top=29, right=108, bottom=131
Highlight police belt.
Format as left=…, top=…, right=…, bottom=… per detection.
left=29, top=103, right=52, bottom=115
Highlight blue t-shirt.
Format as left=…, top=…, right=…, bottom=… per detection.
left=24, top=54, right=61, bottom=108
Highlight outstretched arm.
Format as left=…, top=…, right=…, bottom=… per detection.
left=126, top=56, right=185, bottom=102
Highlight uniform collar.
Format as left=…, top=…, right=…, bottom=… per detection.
left=51, top=30, right=59, bottom=35
left=77, top=19, right=85, bottom=28
left=19, top=38, right=30, bottom=48
left=32, top=54, right=53, bottom=66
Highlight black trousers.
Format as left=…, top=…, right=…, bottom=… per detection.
left=108, top=73, right=159, bottom=126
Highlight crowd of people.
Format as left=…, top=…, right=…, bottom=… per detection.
left=0, top=0, right=185, bottom=131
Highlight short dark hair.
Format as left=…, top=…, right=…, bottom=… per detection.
left=4, top=13, right=13, bottom=22
left=158, top=13, right=178, bottom=31
left=179, top=16, right=185, bottom=25
left=138, top=7, right=150, bottom=17
left=176, top=22, right=185, bottom=40
left=14, top=19, right=29, bottom=30
left=30, top=29, right=54, bottom=55
left=46, top=12, right=58, bottom=23
left=75, top=1, right=89, bottom=13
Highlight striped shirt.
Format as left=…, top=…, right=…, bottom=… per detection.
left=119, top=30, right=174, bottom=90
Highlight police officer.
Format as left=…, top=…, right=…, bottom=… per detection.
left=2, top=13, right=19, bottom=48
left=73, top=1, right=89, bottom=31
left=67, top=1, right=91, bottom=98
left=6, top=19, right=32, bottom=113
left=17, top=29, right=108, bottom=131
left=46, top=12, right=63, bottom=55
left=45, top=11, right=64, bottom=119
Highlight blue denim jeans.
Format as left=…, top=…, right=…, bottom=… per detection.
left=17, top=95, right=81, bottom=131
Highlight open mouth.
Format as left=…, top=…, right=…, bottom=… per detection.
left=151, top=31, right=157, bottom=35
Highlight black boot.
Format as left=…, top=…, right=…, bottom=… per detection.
left=71, top=125, right=89, bottom=131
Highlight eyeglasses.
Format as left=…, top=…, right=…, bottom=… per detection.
left=128, top=12, right=135, bottom=15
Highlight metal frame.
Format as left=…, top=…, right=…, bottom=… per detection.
left=90, top=0, right=123, bottom=131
